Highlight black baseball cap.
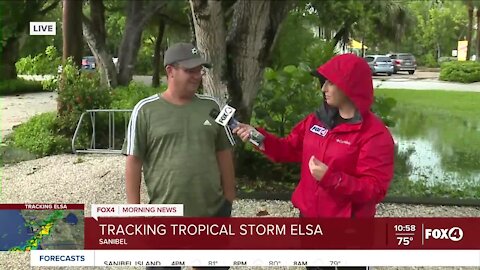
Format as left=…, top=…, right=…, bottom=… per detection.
left=163, top=43, right=211, bottom=68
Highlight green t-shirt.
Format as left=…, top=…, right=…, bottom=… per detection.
left=122, top=93, right=235, bottom=216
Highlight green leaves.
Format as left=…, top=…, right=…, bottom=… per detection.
left=253, top=63, right=322, bottom=137
left=15, top=45, right=61, bottom=75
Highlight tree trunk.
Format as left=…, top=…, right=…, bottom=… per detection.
left=190, top=0, right=290, bottom=123
left=437, top=42, right=441, bottom=60
left=152, top=18, right=166, bottom=88
left=190, top=0, right=229, bottom=105
left=476, top=8, right=480, bottom=61
left=0, top=0, right=59, bottom=81
left=117, top=0, right=167, bottom=86
left=187, top=12, right=197, bottom=45
left=82, top=0, right=118, bottom=88
left=62, top=0, right=83, bottom=67
left=0, top=39, right=19, bottom=80
left=60, top=0, right=83, bottom=114
left=467, top=3, right=474, bottom=60
left=83, top=21, right=118, bottom=88
left=361, top=36, right=365, bottom=57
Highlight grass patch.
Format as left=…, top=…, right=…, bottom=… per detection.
left=375, top=89, right=480, bottom=120
left=0, top=78, right=47, bottom=96
left=388, top=177, right=480, bottom=199
left=0, top=144, right=38, bottom=165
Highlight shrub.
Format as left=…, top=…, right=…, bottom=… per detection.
left=9, top=112, right=70, bottom=156
left=253, top=64, right=321, bottom=137
left=8, top=64, right=165, bottom=157
left=15, top=45, right=62, bottom=75
left=371, top=95, right=397, bottom=127
left=56, top=58, right=111, bottom=134
left=111, top=81, right=165, bottom=109
left=0, top=79, right=44, bottom=96
left=440, top=61, right=480, bottom=83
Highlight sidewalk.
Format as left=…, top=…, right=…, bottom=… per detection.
left=1, top=92, right=58, bottom=138
left=373, top=79, right=480, bottom=92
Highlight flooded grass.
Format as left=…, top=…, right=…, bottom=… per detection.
left=376, top=89, right=480, bottom=199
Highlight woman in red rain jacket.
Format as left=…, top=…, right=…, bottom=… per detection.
left=233, top=53, right=395, bottom=219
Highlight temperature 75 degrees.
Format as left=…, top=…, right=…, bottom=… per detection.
left=397, top=236, right=413, bottom=246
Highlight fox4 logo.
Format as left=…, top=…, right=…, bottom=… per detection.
left=424, top=227, right=463, bottom=242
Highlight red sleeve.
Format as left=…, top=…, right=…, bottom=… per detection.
left=255, top=116, right=311, bottom=163
left=318, top=130, right=395, bottom=204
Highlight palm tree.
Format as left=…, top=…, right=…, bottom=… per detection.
left=357, top=0, right=414, bottom=55
left=312, top=0, right=414, bottom=55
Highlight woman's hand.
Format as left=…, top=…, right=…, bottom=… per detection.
left=309, top=155, right=329, bottom=181
left=232, top=123, right=255, bottom=142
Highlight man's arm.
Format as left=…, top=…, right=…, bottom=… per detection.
left=125, top=155, right=143, bottom=204
left=216, top=149, right=236, bottom=203
left=123, top=102, right=148, bottom=204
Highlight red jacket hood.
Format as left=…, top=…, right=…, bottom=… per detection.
left=316, top=53, right=373, bottom=115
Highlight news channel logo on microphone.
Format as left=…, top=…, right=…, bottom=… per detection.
left=214, top=105, right=265, bottom=147
left=215, top=105, right=236, bottom=127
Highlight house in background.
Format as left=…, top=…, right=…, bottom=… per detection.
left=336, top=39, right=368, bottom=56
left=312, top=27, right=368, bottom=56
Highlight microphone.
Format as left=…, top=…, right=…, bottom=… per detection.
left=209, top=106, right=265, bottom=147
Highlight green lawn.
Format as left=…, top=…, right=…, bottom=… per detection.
left=375, top=89, right=480, bottom=120
left=0, top=78, right=46, bottom=96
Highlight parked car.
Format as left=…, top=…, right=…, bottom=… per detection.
left=364, top=55, right=394, bottom=76
left=82, top=56, right=96, bottom=69
left=387, top=53, right=416, bottom=74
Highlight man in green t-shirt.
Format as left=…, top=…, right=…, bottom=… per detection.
left=122, top=42, right=236, bottom=221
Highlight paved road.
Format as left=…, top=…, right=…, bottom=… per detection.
left=373, top=79, right=480, bottom=92
left=1, top=92, right=58, bottom=138
left=134, top=72, right=480, bottom=92
left=372, top=70, right=439, bottom=80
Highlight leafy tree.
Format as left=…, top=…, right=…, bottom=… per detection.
left=117, top=0, right=168, bottom=85
left=190, top=0, right=294, bottom=123
left=83, top=0, right=118, bottom=87
left=82, top=0, right=168, bottom=87
left=401, top=1, right=468, bottom=63
left=0, top=0, right=59, bottom=80
left=269, top=8, right=317, bottom=69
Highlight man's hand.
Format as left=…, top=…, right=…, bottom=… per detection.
left=232, top=123, right=254, bottom=142
left=309, top=155, right=328, bottom=181
left=216, top=149, right=236, bottom=203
